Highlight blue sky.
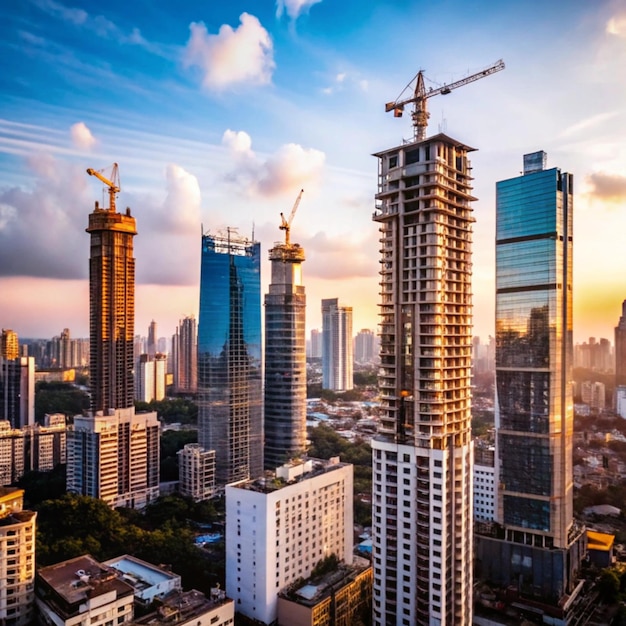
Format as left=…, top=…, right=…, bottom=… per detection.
left=1, top=0, right=626, bottom=342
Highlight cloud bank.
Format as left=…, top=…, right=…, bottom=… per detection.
left=586, top=171, right=626, bottom=203
left=185, top=14, right=274, bottom=90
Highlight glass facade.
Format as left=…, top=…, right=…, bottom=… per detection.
left=197, top=233, right=262, bottom=486
left=495, top=159, right=574, bottom=547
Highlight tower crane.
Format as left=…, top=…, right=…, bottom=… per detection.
left=385, top=59, right=505, bottom=141
left=279, top=188, right=304, bottom=246
left=86, top=163, right=120, bottom=212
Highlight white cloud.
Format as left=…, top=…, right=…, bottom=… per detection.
left=184, top=14, right=274, bottom=90
left=221, top=132, right=325, bottom=197
left=586, top=171, right=626, bottom=203
left=276, top=0, right=323, bottom=20
left=607, top=12, right=626, bottom=37
left=70, top=122, right=97, bottom=149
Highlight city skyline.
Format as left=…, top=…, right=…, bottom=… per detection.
left=1, top=1, right=626, bottom=342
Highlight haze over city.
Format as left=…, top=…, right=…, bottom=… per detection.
left=1, top=0, right=626, bottom=341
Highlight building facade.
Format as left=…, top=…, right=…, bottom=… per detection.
left=0, top=487, right=36, bottom=626
left=197, top=232, right=262, bottom=488
left=616, top=301, right=626, bottom=391
left=135, top=354, right=167, bottom=403
left=354, top=328, right=378, bottom=365
left=371, top=133, right=475, bottom=625
left=177, top=443, right=216, bottom=502
left=1, top=356, right=35, bottom=429
left=475, top=152, right=585, bottom=616
left=172, top=316, right=198, bottom=394
left=264, top=234, right=307, bottom=469
left=1, top=329, right=19, bottom=361
left=321, top=299, right=353, bottom=392
left=225, top=458, right=353, bottom=625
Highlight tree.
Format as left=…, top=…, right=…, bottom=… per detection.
left=35, top=381, right=90, bottom=421
left=597, top=568, right=620, bottom=603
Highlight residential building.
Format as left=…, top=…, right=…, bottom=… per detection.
left=309, top=329, right=322, bottom=359
left=264, top=226, right=307, bottom=469
left=147, top=320, right=158, bottom=358
left=475, top=152, right=586, bottom=620
left=473, top=445, right=496, bottom=523
left=371, top=133, right=475, bottom=625
left=277, top=562, right=372, bottom=626
left=0, top=487, right=36, bottom=626
left=321, top=299, right=353, bottom=391
left=66, top=187, right=160, bottom=509
left=0, top=414, right=67, bottom=485
left=67, top=408, right=160, bottom=509
left=616, top=301, right=626, bottom=390
left=135, top=354, right=167, bottom=403
left=36, top=554, right=135, bottom=626
left=172, top=316, right=197, bottom=394
left=197, top=231, right=262, bottom=488
left=177, top=443, right=216, bottom=501
left=1, top=356, right=35, bottom=428
left=225, top=458, right=353, bottom=625
left=102, top=555, right=181, bottom=605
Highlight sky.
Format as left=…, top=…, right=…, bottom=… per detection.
left=1, top=0, right=626, bottom=345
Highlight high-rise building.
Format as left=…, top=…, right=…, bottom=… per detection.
left=0, top=487, right=36, bottom=626
left=354, top=328, right=378, bottom=364
left=616, top=301, right=626, bottom=389
left=66, top=181, right=159, bottom=509
left=197, top=231, right=262, bottom=488
left=1, top=329, right=18, bottom=361
left=475, top=152, right=585, bottom=618
left=1, top=356, right=35, bottom=429
left=147, top=320, right=157, bottom=358
left=135, top=353, right=167, bottom=402
left=177, top=443, right=216, bottom=501
left=225, top=458, right=354, bottom=625
left=172, top=315, right=198, bottom=394
left=321, top=298, right=353, bottom=391
left=264, top=226, right=307, bottom=469
left=309, top=328, right=322, bottom=359
left=87, top=198, right=136, bottom=412
left=371, top=133, right=475, bottom=625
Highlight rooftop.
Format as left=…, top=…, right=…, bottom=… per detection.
left=103, top=555, right=180, bottom=592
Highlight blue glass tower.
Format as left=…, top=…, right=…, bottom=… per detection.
left=476, top=152, right=585, bottom=616
left=197, top=231, right=262, bottom=487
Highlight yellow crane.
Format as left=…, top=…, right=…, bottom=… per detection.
left=385, top=59, right=505, bottom=141
left=86, top=163, right=120, bottom=212
left=279, top=188, right=304, bottom=246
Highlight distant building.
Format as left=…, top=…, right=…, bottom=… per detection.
left=197, top=231, right=262, bottom=489
left=616, top=301, right=626, bottom=391
left=277, top=562, right=372, bottom=626
left=1, top=356, right=35, bottom=429
left=0, top=487, right=36, bottom=626
left=321, top=299, right=353, bottom=391
left=1, top=329, right=19, bottom=361
left=309, top=329, right=322, bottom=359
left=67, top=408, right=160, bottom=509
left=177, top=443, right=216, bottom=502
left=580, top=380, right=606, bottom=412
left=36, top=554, right=135, bottom=626
left=225, top=458, right=353, bottom=625
left=172, top=316, right=197, bottom=394
left=473, top=446, right=496, bottom=523
left=135, top=354, right=167, bottom=402
left=616, top=386, right=626, bottom=419
left=147, top=320, right=158, bottom=359
left=353, top=329, right=377, bottom=364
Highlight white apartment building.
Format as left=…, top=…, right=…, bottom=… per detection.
left=67, top=408, right=159, bottom=509
left=321, top=299, right=353, bottom=391
left=36, top=554, right=134, bottom=626
left=473, top=446, right=496, bottom=523
left=225, top=458, right=353, bottom=625
left=0, top=487, right=36, bottom=626
left=177, top=443, right=216, bottom=501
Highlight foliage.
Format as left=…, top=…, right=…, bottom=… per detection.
left=353, top=370, right=377, bottom=386
left=35, top=493, right=224, bottom=592
left=35, top=381, right=90, bottom=421
left=160, top=429, right=198, bottom=481
left=306, top=384, right=365, bottom=402
left=471, top=409, right=494, bottom=437
left=597, top=568, right=620, bottom=603
left=311, top=553, right=339, bottom=578
left=135, top=398, right=198, bottom=425
left=16, top=464, right=67, bottom=507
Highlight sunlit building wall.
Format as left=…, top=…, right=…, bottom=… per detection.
left=321, top=299, right=353, bottom=391
left=172, top=315, right=198, bottom=394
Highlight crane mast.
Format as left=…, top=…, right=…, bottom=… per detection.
left=86, top=163, right=120, bottom=212
left=385, top=59, right=505, bottom=141
left=279, top=188, right=304, bottom=246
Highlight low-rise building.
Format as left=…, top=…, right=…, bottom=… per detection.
left=36, top=554, right=135, bottom=626
left=177, top=444, right=216, bottom=501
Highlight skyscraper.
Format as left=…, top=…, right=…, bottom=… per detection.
left=615, top=300, right=626, bottom=388
left=264, top=227, right=306, bottom=469
left=172, top=315, right=198, bottom=394
left=321, top=298, right=353, bottom=391
left=197, top=231, right=262, bottom=487
left=66, top=176, right=159, bottom=509
left=0, top=356, right=35, bottom=428
left=371, top=133, right=475, bottom=625
left=1, top=329, right=18, bottom=361
left=354, top=328, right=378, bottom=364
left=86, top=199, right=136, bottom=412
left=147, top=320, right=157, bottom=358
left=476, top=151, right=585, bottom=617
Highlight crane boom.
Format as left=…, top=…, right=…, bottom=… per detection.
left=279, top=188, right=304, bottom=246
left=385, top=59, right=505, bottom=141
left=86, top=163, right=120, bottom=212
